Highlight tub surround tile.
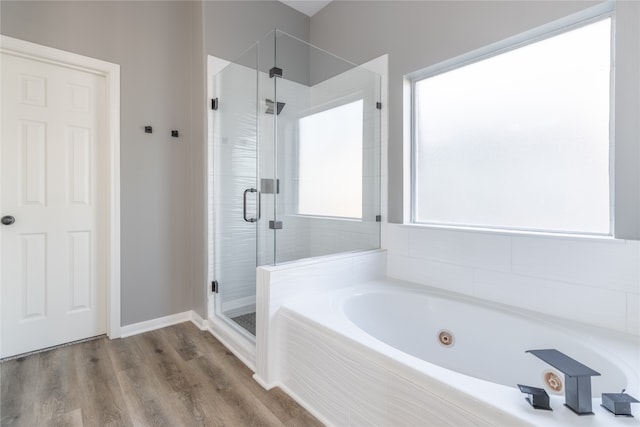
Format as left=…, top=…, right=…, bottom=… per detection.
left=382, top=223, right=409, bottom=256
left=280, top=312, right=388, bottom=427
left=282, top=328, right=351, bottom=426
left=351, top=250, right=387, bottom=283
left=512, top=237, right=640, bottom=292
left=385, top=226, right=640, bottom=336
left=474, top=270, right=628, bottom=332
left=380, top=221, right=389, bottom=252
left=385, top=372, right=495, bottom=427
left=408, top=227, right=512, bottom=272
left=387, top=254, right=474, bottom=296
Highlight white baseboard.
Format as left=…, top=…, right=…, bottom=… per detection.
left=190, top=310, right=207, bottom=330
left=252, top=373, right=277, bottom=390
left=120, top=311, right=202, bottom=338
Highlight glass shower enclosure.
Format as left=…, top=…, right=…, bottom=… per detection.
left=210, top=30, right=381, bottom=339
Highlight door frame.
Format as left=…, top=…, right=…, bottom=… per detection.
left=0, top=36, right=122, bottom=340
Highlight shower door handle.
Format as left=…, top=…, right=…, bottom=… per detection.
left=243, top=188, right=258, bottom=223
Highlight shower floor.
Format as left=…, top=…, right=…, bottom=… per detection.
left=231, top=312, right=256, bottom=336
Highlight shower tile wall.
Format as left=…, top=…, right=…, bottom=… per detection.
left=385, top=223, right=640, bottom=335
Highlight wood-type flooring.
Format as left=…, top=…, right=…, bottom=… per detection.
left=0, top=322, right=323, bottom=427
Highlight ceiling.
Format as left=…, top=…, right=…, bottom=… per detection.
left=279, top=0, right=332, bottom=17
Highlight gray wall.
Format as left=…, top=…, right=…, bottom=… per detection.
left=1, top=0, right=196, bottom=326
left=0, top=0, right=309, bottom=325
left=203, top=1, right=309, bottom=61
left=309, top=0, right=607, bottom=223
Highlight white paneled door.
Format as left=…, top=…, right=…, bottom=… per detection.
left=1, top=52, right=107, bottom=358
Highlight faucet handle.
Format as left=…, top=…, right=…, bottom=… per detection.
left=518, top=384, right=552, bottom=411
left=601, top=391, right=640, bottom=416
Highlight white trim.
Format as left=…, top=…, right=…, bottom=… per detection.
left=120, top=311, right=193, bottom=338
left=190, top=310, right=207, bottom=330
left=0, top=36, right=122, bottom=339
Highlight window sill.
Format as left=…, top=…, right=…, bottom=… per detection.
left=399, top=222, right=626, bottom=244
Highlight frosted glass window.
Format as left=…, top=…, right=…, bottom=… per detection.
left=298, top=100, right=363, bottom=218
left=413, top=18, right=611, bottom=234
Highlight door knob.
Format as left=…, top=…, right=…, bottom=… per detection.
left=1, top=216, right=15, bottom=225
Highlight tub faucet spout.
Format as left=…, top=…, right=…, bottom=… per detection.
left=526, top=349, right=601, bottom=415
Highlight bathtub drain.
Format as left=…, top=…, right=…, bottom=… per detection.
left=437, top=330, right=455, bottom=347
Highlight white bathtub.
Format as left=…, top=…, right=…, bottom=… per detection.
left=273, top=278, right=640, bottom=426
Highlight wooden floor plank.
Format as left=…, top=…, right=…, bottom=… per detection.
left=58, top=408, right=84, bottom=427
left=135, top=329, right=202, bottom=394
left=148, top=327, right=267, bottom=427
left=188, top=354, right=285, bottom=427
left=109, top=337, right=187, bottom=427
left=106, top=333, right=145, bottom=373
left=0, top=322, right=323, bottom=427
left=160, top=322, right=203, bottom=362
left=0, top=354, right=40, bottom=427
left=180, top=324, right=323, bottom=426
left=33, top=344, right=82, bottom=426
left=121, top=332, right=236, bottom=427
left=114, top=371, right=181, bottom=427
left=74, top=338, right=133, bottom=427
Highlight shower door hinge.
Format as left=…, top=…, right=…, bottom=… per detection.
left=211, top=280, right=219, bottom=293
left=376, top=215, right=382, bottom=222
left=376, top=102, right=382, bottom=110
left=269, top=67, right=283, bottom=78
left=260, top=178, right=280, bottom=194
left=211, top=98, right=219, bottom=110
left=269, top=220, right=283, bottom=230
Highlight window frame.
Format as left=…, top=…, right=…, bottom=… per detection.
left=408, top=4, right=615, bottom=237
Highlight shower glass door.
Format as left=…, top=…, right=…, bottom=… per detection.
left=212, top=44, right=273, bottom=338
left=211, top=30, right=381, bottom=339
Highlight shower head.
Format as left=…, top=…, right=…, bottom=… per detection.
left=265, top=99, right=285, bottom=115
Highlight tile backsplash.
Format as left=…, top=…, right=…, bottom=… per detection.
left=384, top=223, right=640, bottom=336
